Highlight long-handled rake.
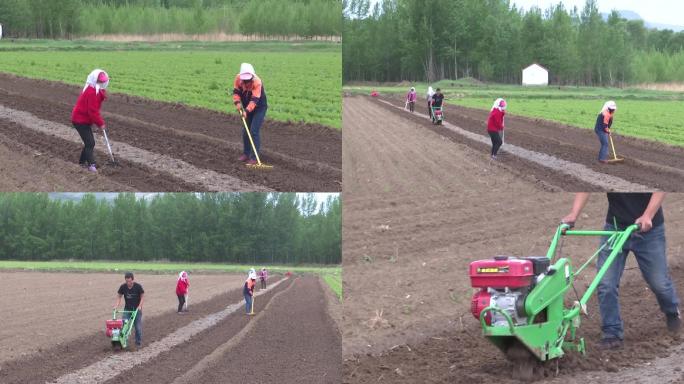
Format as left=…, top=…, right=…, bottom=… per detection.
left=101, top=128, right=120, bottom=166
left=606, top=132, right=624, bottom=163
left=249, top=291, right=256, bottom=316
left=238, top=107, right=272, bottom=170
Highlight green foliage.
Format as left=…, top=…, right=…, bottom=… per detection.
left=0, top=260, right=341, bottom=276
left=322, top=272, right=342, bottom=301
left=343, top=0, right=684, bottom=85
left=0, top=45, right=342, bottom=128
left=0, top=193, right=341, bottom=264
left=346, top=82, right=684, bottom=146
left=0, top=0, right=341, bottom=38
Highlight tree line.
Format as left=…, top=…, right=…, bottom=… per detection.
left=343, top=0, right=684, bottom=85
left=0, top=0, right=341, bottom=39
left=0, top=193, right=341, bottom=265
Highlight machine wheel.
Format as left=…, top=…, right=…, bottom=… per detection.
left=111, top=340, right=122, bottom=351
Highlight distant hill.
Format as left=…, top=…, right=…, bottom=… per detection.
left=602, top=10, right=684, bottom=32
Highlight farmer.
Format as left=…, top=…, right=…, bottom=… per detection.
left=259, top=267, right=268, bottom=289
left=232, top=63, right=268, bottom=166
left=487, top=98, right=506, bottom=160
left=114, top=272, right=145, bottom=349
left=426, top=86, right=435, bottom=117
left=176, top=271, right=189, bottom=314
left=405, top=87, right=417, bottom=112
left=244, top=269, right=257, bottom=315
left=595, top=101, right=616, bottom=163
left=561, top=193, right=681, bottom=350
left=71, top=69, right=109, bottom=172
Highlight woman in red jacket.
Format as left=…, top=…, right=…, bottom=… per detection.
left=487, top=98, right=506, bottom=160
left=71, top=69, right=109, bottom=172
left=176, top=271, right=189, bottom=314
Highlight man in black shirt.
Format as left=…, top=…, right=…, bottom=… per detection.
left=562, top=193, right=680, bottom=350
left=115, top=272, right=145, bottom=349
left=431, top=88, right=444, bottom=108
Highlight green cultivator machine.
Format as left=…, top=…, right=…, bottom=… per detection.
left=106, top=308, right=139, bottom=349
left=469, top=223, right=639, bottom=366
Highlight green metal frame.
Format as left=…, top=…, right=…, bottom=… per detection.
left=478, top=223, right=639, bottom=361
left=111, top=308, right=139, bottom=349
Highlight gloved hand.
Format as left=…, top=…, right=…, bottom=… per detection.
left=604, top=128, right=611, bottom=133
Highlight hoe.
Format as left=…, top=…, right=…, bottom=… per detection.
left=238, top=104, right=272, bottom=170
left=106, top=308, right=139, bottom=350
left=101, top=127, right=120, bottom=166
left=469, top=223, right=640, bottom=374
left=605, top=132, right=624, bottom=164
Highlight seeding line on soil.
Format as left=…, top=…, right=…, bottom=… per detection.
left=104, top=112, right=343, bottom=177
left=171, top=277, right=299, bottom=384
left=376, top=99, right=649, bottom=191
left=49, top=277, right=288, bottom=384
left=0, top=105, right=271, bottom=192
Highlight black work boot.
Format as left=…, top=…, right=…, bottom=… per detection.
left=597, top=336, right=623, bottom=350
left=666, top=312, right=681, bottom=334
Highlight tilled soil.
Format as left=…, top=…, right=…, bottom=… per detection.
left=0, top=275, right=280, bottom=384
left=383, top=95, right=684, bottom=191
left=193, top=276, right=342, bottom=384
left=0, top=128, right=133, bottom=191
left=342, top=95, right=684, bottom=383
left=0, top=73, right=341, bottom=191
left=344, top=264, right=684, bottom=383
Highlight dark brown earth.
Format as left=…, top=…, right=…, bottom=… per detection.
left=344, top=264, right=684, bottom=383
left=383, top=95, right=684, bottom=191
left=194, top=276, right=342, bottom=384
left=0, top=73, right=341, bottom=192
left=0, top=277, right=280, bottom=384
left=342, top=95, right=684, bottom=383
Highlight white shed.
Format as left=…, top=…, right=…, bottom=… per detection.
left=522, top=63, right=548, bottom=86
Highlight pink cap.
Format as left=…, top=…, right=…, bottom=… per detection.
left=97, top=72, right=109, bottom=83
left=239, top=73, right=254, bottom=80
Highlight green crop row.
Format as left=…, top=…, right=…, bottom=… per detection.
left=0, top=48, right=341, bottom=128
left=346, top=82, right=684, bottom=146
left=0, top=260, right=341, bottom=276
left=322, top=272, right=342, bottom=302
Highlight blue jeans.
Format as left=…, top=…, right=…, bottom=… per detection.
left=244, top=293, right=253, bottom=314
left=243, top=106, right=267, bottom=160
left=595, top=128, right=609, bottom=161
left=596, top=223, right=679, bottom=340
left=123, top=310, right=143, bottom=346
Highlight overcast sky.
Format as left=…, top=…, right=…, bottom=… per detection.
left=510, top=0, right=683, bottom=26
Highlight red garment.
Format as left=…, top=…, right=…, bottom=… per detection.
left=71, top=86, right=106, bottom=127
left=487, top=108, right=505, bottom=132
left=176, top=279, right=189, bottom=295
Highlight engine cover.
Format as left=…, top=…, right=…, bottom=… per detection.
left=471, top=289, right=492, bottom=325
left=471, top=288, right=528, bottom=327
left=469, top=257, right=534, bottom=289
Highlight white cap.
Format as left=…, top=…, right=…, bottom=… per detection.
left=239, top=63, right=255, bottom=80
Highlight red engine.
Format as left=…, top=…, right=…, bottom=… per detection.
left=471, top=290, right=493, bottom=325
left=469, top=257, right=534, bottom=289
left=469, top=256, right=549, bottom=325
left=106, top=319, right=123, bottom=337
